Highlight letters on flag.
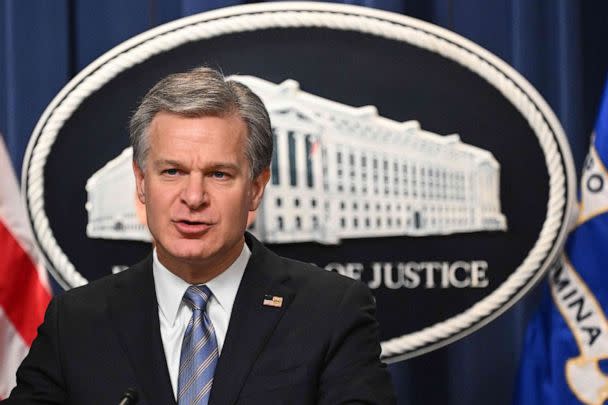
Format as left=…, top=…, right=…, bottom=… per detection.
left=514, top=82, right=608, bottom=405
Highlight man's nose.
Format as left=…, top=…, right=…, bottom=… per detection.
left=180, top=174, right=208, bottom=209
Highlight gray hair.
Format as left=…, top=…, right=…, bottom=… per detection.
left=129, top=66, right=272, bottom=178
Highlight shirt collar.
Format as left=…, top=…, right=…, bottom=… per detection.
left=153, top=243, right=251, bottom=326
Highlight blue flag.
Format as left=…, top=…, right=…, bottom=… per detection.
left=514, top=81, right=608, bottom=405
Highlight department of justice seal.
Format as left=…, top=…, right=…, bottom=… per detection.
left=22, top=2, right=576, bottom=362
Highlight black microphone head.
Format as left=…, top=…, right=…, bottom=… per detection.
left=119, top=387, right=138, bottom=405
left=124, top=388, right=138, bottom=400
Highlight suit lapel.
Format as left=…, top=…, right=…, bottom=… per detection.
left=107, top=257, right=176, bottom=405
left=210, top=235, right=294, bottom=405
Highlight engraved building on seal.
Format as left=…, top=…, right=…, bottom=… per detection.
left=85, top=76, right=507, bottom=245
left=236, top=75, right=507, bottom=244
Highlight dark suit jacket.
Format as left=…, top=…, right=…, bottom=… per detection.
left=6, top=233, right=395, bottom=404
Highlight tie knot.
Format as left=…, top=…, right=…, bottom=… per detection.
left=183, top=285, right=212, bottom=311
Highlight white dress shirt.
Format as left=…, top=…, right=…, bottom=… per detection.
left=152, top=243, right=250, bottom=399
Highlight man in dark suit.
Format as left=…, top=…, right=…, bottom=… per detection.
left=6, top=67, right=395, bottom=404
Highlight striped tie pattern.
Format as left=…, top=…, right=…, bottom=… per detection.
left=178, top=285, right=218, bottom=405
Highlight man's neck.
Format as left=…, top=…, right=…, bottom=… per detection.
left=156, top=239, right=245, bottom=284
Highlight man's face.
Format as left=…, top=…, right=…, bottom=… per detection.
left=133, top=111, right=269, bottom=278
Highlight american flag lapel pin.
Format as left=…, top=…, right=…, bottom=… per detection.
left=263, top=294, right=283, bottom=308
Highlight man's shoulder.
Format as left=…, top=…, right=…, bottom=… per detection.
left=278, top=255, right=353, bottom=287
left=55, top=255, right=152, bottom=307
left=247, top=233, right=364, bottom=296
left=273, top=254, right=371, bottom=309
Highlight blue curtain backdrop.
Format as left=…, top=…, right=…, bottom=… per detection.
left=1, top=1, right=607, bottom=404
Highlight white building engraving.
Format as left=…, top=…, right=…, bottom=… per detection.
left=85, top=76, right=506, bottom=245
left=239, top=76, right=507, bottom=244
left=85, top=147, right=152, bottom=242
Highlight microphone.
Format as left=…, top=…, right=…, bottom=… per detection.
left=118, top=388, right=138, bottom=405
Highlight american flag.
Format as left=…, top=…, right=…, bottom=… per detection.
left=262, top=295, right=283, bottom=308
left=0, top=134, right=51, bottom=399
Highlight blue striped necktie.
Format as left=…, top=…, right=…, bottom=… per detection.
left=178, top=285, right=219, bottom=405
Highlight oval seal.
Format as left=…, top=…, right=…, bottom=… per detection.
left=22, top=2, right=576, bottom=362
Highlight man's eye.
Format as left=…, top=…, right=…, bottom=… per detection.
left=163, top=169, right=179, bottom=176
left=213, top=171, right=227, bottom=179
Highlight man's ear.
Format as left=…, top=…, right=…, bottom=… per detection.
left=249, top=167, right=270, bottom=211
left=133, top=160, right=146, bottom=204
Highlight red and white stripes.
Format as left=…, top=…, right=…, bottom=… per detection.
left=0, top=135, right=51, bottom=399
